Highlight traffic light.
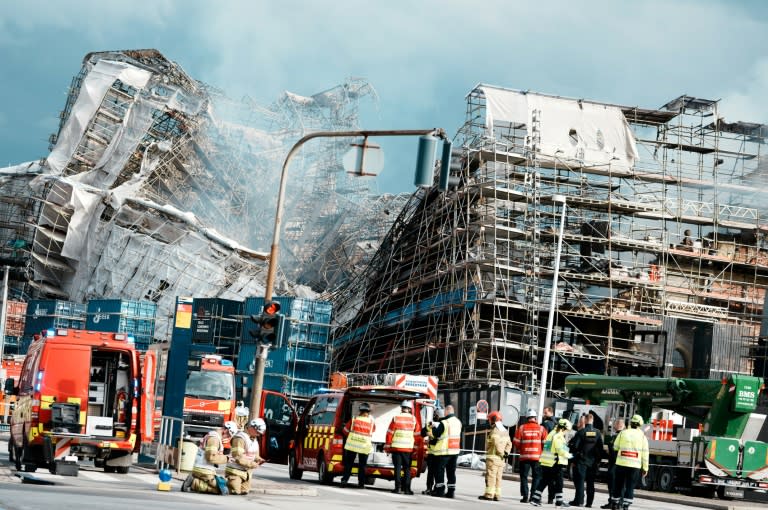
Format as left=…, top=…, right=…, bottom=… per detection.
left=248, top=301, right=284, bottom=347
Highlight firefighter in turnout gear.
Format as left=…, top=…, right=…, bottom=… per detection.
left=478, top=411, right=512, bottom=501
left=182, top=421, right=238, bottom=494
left=340, top=402, right=376, bottom=488
left=431, top=404, right=463, bottom=498
left=421, top=407, right=444, bottom=495
left=385, top=400, right=419, bottom=494
left=530, top=418, right=572, bottom=507
left=569, top=413, right=604, bottom=507
left=513, top=408, right=547, bottom=503
left=610, top=415, right=649, bottom=510
left=225, top=418, right=267, bottom=495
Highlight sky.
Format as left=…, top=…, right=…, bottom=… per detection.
left=1, top=0, right=767, bottom=194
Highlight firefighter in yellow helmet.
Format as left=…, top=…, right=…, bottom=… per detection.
left=530, top=418, right=572, bottom=507
left=225, top=417, right=267, bottom=495
left=478, top=411, right=512, bottom=501
left=181, top=421, right=238, bottom=495
left=610, top=415, right=649, bottom=510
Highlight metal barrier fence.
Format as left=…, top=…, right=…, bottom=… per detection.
left=155, top=415, right=185, bottom=473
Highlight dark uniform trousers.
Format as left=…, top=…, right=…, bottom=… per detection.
left=341, top=449, right=369, bottom=487
left=433, top=454, right=458, bottom=495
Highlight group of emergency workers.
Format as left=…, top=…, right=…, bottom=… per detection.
left=181, top=416, right=267, bottom=496
left=501, top=407, right=649, bottom=510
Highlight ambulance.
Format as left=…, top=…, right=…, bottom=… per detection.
left=8, top=329, right=156, bottom=473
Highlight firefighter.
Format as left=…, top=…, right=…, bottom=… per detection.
left=569, top=412, right=603, bottom=508
left=234, top=401, right=249, bottom=429
left=385, top=400, right=419, bottom=494
left=340, top=402, right=375, bottom=488
left=225, top=417, right=267, bottom=495
left=431, top=404, right=463, bottom=498
left=421, top=407, right=444, bottom=495
left=478, top=410, right=512, bottom=501
left=530, top=418, right=572, bottom=507
left=182, top=421, right=238, bottom=495
left=513, top=408, right=547, bottom=503
left=610, top=415, right=649, bottom=510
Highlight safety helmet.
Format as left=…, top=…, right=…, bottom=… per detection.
left=401, top=400, right=414, bottom=410
left=434, top=407, right=445, bottom=419
left=248, top=417, right=267, bottom=434
left=487, top=411, right=502, bottom=423
left=526, top=408, right=538, bottom=419
left=630, top=414, right=644, bottom=426
left=359, top=402, right=371, bottom=413
left=223, top=421, right=239, bottom=435
left=557, top=418, right=570, bottom=429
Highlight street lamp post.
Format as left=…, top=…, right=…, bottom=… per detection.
left=536, top=195, right=567, bottom=422
left=249, top=128, right=449, bottom=419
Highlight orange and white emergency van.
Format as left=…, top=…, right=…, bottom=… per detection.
left=288, top=385, right=434, bottom=485
left=9, top=329, right=156, bottom=473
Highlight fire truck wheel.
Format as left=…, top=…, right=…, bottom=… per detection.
left=656, top=466, right=675, bottom=492
left=288, top=450, right=303, bottom=480
left=116, top=466, right=130, bottom=474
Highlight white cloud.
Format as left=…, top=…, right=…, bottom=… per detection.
left=719, top=57, right=768, bottom=124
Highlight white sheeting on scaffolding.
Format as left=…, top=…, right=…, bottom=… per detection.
left=47, top=60, right=152, bottom=174
left=480, top=86, right=639, bottom=172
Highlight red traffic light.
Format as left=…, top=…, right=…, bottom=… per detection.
left=263, top=301, right=281, bottom=315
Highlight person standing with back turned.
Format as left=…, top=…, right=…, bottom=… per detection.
left=431, top=404, right=463, bottom=498
left=514, top=408, right=547, bottom=503
left=385, top=400, right=419, bottom=494
left=610, top=415, right=648, bottom=510
left=478, top=410, right=512, bottom=501
left=340, top=402, right=375, bottom=489
left=569, top=413, right=603, bottom=508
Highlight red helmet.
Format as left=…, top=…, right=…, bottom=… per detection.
left=487, top=411, right=502, bottom=423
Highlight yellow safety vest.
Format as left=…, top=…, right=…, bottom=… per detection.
left=432, top=421, right=449, bottom=456
left=445, top=415, right=462, bottom=455
left=345, top=415, right=375, bottom=454
left=539, top=429, right=569, bottom=467
left=388, top=412, right=417, bottom=451
left=614, top=428, right=649, bottom=471
left=426, top=422, right=438, bottom=455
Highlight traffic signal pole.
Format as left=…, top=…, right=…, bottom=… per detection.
left=249, top=128, right=448, bottom=419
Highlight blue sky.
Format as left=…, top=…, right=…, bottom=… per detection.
left=1, top=0, right=767, bottom=194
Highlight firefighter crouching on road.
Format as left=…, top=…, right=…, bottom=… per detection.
left=513, top=408, right=547, bottom=503
left=385, top=400, right=419, bottom=494
left=478, top=411, right=512, bottom=501
left=420, top=407, right=444, bottom=495
left=225, top=417, right=267, bottom=495
left=340, top=402, right=376, bottom=488
left=610, top=415, right=649, bottom=510
left=182, top=421, right=238, bottom=494
left=431, top=404, right=463, bottom=498
left=530, top=418, right=572, bottom=507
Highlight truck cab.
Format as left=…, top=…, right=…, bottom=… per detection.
left=182, top=354, right=236, bottom=440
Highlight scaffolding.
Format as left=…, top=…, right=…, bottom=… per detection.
left=331, top=85, right=768, bottom=393
left=0, top=49, right=405, bottom=342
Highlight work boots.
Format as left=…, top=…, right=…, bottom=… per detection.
left=445, top=489, right=455, bottom=499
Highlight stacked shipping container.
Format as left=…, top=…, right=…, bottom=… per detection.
left=85, top=299, right=157, bottom=350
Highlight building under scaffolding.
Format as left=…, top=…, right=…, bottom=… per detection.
left=331, top=84, right=768, bottom=395
left=0, top=49, right=406, bottom=341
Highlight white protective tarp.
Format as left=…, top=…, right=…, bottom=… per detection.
left=480, top=86, right=639, bottom=172
left=47, top=60, right=152, bottom=174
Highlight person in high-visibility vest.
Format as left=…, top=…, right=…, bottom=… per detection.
left=181, top=421, right=238, bottom=495
left=600, top=418, right=625, bottom=510
left=225, top=418, right=267, bottom=495
left=340, top=402, right=376, bottom=488
left=478, top=411, right=512, bottom=501
left=431, top=404, right=463, bottom=498
left=610, top=415, right=649, bottom=510
left=420, top=407, right=444, bottom=495
left=530, top=418, right=572, bottom=507
left=385, top=400, right=419, bottom=494
left=513, top=408, right=547, bottom=503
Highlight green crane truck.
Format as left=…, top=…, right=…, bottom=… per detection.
left=565, top=374, right=768, bottom=498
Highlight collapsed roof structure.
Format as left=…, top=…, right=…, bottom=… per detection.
left=331, top=84, right=768, bottom=393
left=0, top=49, right=406, bottom=340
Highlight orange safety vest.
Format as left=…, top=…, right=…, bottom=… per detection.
left=344, top=415, right=375, bottom=454
left=514, top=421, right=546, bottom=461
left=386, top=412, right=417, bottom=452
left=445, top=415, right=462, bottom=455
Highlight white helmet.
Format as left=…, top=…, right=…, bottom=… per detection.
left=401, top=400, right=414, bottom=410
left=223, top=421, right=239, bottom=435
left=526, top=408, right=538, bottom=418
left=248, top=417, right=267, bottom=434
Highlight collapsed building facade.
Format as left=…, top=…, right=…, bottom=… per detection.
left=331, top=84, right=768, bottom=394
left=0, top=49, right=404, bottom=341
